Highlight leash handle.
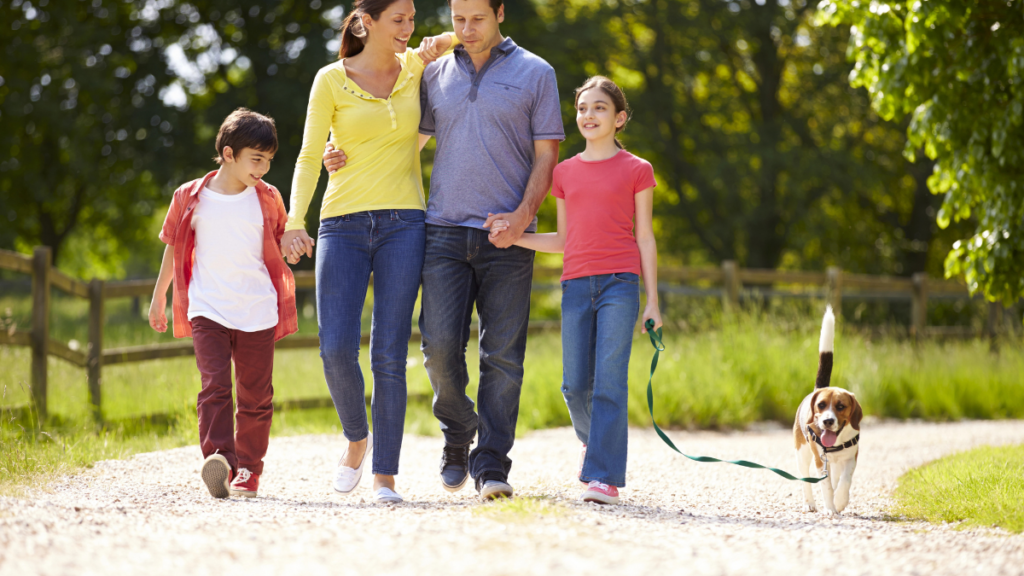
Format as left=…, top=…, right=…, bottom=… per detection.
left=644, top=319, right=828, bottom=484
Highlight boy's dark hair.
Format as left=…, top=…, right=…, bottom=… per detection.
left=446, top=0, right=502, bottom=16
left=214, top=108, right=278, bottom=164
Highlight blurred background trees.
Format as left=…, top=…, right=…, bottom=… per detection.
left=0, top=0, right=1012, bottom=303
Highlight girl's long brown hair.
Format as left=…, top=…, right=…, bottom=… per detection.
left=574, top=76, right=631, bottom=149
left=339, top=0, right=400, bottom=59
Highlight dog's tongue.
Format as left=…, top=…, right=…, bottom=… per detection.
left=821, top=430, right=838, bottom=447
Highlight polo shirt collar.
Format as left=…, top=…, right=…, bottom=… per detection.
left=454, top=36, right=518, bottom=59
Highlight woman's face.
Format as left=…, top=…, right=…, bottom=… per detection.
left=364, top=0, right=416, bottom=53
left=576, top=88, right=626, bottom=142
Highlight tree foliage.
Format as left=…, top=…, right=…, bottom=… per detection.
left=820, top=0, right=1024, bottom=304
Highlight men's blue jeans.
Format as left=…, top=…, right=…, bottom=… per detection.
left=316, top=209, right=425, bottom=476
left=561, top=272, right=640, bottom=487
left=420, top=225, right=534, bottom=481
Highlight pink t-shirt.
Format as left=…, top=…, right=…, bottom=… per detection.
left=551, top=150, right=657, bottom=282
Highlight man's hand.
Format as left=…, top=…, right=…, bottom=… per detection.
left=281, top=229, right=315, bottom=261
left=483, top=210, right=530, bottom=248
left=323, top=143, right=347, bottom=174
left=149, top=295, right=168, bottom=333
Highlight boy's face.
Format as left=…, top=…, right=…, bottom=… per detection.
left=450, top=0, right=503, bottom=55
left=223, top=146, right=274, bottom=187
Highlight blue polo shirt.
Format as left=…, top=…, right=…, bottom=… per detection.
left=420, top=37, right=564, bottom=232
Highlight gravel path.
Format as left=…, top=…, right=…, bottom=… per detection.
left=2, top=420, right=1024, bottom=575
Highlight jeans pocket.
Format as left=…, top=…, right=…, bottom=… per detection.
left=611, top=272, right=639, bottom=285
left=394, top=209, right=425, bottom=224
left=319, top=216, right=346, bottom=230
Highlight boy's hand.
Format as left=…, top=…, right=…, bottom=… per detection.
left=281, top=229, right=315, bottom=260
left=641, top=303, right=663, bottom=334
left=149, top=295, right=168, bottom=333
left=323, top=143, right=347, bottom=174
left=286, top=253, right=301, bottom=265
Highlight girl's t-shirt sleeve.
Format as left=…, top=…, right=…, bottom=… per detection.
left=633, top=157, right=657, bottom=193
left=551, top=162, right=566, bottom=198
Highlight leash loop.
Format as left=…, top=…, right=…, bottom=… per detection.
left=643, top=319, right=828, bottom=484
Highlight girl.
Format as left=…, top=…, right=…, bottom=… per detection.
left=282, top=0, right=455, bottom=503
left=488, top=76, right=662, bottom=505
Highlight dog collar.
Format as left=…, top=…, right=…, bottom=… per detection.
left=806, top=425, right=859, bottom=453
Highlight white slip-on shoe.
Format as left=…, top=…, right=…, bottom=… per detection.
left=373, top=487, right=403, bottom=504
left=333, top=432, right=373, bottom=494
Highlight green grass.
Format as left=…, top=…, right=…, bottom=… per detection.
left=1, top=302, right=1022, bottom=495
left=891, top=444, right=1024, bottom=533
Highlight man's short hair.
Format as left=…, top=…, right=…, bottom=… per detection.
left=214, top=108, right=278, bottom=164
left=447, top=0, right=502, bottom=16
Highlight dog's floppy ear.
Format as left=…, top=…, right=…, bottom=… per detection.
left=849, top=392, right=863, bottom=430
left=805, top=389, right=823, bottom=427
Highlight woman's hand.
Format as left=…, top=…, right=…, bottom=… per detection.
left=149, top=295, right=168, bottom=333
left=417, top=33, right=454, bottom=64
left=323, top=142, right=347, bottom=174
left=641, top=302, right=663, bottom=334
left=281, top=229, right=315, bottom=261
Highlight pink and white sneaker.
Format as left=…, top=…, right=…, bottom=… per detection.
left=581, top=481, right=620, bottom=505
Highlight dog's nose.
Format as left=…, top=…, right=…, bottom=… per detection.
left=823, top=418, right=836, bottom=427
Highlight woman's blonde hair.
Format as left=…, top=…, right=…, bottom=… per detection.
left=574, top=76, right=631, bottom=149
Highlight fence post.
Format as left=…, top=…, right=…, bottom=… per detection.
left=88, top=278, right=105, bottom=421
left=911, top=272, right=928, bottom=341
left=721, top=260, right=740, bottom=310
left=827, top=266, right=843, bottom=316
left=31, top=246, right=51, bottom=420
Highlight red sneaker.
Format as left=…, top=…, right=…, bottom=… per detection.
left=230, top=468, right=260, bottom=498
left=581, top=481, right=620, bottom=505
left=201, top=454, right=232, bottom=499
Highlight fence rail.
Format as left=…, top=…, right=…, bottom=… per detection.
left=0, top=246, right=1000, bottom=421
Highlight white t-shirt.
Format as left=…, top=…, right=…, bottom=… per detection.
left=187, top=187, right=278, bottom=332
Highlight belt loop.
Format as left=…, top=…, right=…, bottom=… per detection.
left=343, top=214, right=350, bottom=222
left=391, top=210, right=397, bottom=221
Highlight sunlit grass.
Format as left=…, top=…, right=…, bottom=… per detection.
left=891, top=444, right=1024, bottom=533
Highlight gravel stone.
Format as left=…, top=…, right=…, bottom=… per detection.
left=2, top=420, right=1024, bottom=575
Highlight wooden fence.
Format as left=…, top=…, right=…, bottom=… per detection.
left=0, top=246, right=996, bottom=421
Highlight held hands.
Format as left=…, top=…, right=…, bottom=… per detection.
left=149, top=295, right=168, bottom=333
left=281, top=229, right=315, bottom=264
left=482, top=211, right=527, bottom=248
left=641, top=302, right=663, bottom=334
left=417, top=33, right=454, bottom=64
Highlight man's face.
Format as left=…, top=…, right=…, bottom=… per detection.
left=450, top=0, right=503, bottom=55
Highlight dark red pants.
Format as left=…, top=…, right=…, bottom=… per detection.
left=192, top=316, right=275, bottom=475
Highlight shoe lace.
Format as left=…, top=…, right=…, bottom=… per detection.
left=441, top=444, right=469, bottom=467
left=235, top=468, right=252, bottom=483
left=587, top=481, right=610, bottom=491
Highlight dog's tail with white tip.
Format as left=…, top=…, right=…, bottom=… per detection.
left=815, top=305, right=835, bottom=389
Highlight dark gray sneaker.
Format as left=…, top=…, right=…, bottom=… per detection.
left=440, top=442, right=471, bottom=492
left=475, top=471, right=513, bottom=500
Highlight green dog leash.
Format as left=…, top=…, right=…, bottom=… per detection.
left=643, top=319, right=828, bottom=484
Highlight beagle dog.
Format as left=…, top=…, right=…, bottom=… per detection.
left=793, top=306, right=862, bottom=515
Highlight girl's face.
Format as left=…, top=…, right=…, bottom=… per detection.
left=364, top=0, right=416, bottom=54
left=576, top=88, right=626, bottom=142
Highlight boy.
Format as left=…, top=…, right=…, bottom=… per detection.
left=148, top=108, right=299, bottom=498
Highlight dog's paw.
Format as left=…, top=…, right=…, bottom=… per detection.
left=805, top=502, right=818, bottom=513
left=825, top=507, right=840, bottom=517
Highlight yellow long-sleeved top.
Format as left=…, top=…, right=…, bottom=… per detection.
left=287, top=49, right=429, bottom=230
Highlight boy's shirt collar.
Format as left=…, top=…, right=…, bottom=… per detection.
left=189, top=170, right=271, bottom=198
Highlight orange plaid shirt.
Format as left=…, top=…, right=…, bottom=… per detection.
left=159, top=171, right=298, bottom=341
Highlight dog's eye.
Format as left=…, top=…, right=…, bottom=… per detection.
left=817, top=402, right=827, bottom=410
left=837, top=404, right=845, bottom=411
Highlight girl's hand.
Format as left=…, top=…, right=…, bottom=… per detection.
left=485, top=217, right=510, bottom=240
left=418, top=33, right=453, bottom=63
left=149, top=295, right=168, bottom=333
left=286, top=252, right=301, bottom=265
left=641, top=302, right=662, bottom=334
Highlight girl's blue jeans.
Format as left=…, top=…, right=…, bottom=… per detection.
left=316, top=209, right=425, bottom=476
left=560, top=272, right=640, bottom=487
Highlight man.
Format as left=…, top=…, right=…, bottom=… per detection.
left=325, top=0, right=562, bottom=500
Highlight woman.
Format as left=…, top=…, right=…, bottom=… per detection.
left=282, top=0, right=455, bottom=503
